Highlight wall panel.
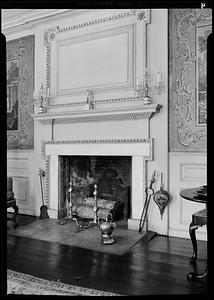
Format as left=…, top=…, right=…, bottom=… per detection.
left=169, top=153, right=207, bottom=240
left=7, top=151, right=35, bottom=215
left=57, top=26, right=133, bottom=93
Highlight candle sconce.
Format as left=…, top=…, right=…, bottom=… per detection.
left=154, top=72, right=164, bottom=95
left=135, top=70, right=152, bottom=105
left=33, top=83, right=50, bottom=114
left=135, top=70, right=164, bottom=105
left=135, top=79, right=144, bottom=98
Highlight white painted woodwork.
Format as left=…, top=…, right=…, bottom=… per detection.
left=7, top=151, right=35, bottom=215
left=5, top=9, right=169, bottom=235
left=45, top=140, right=151, bottom=227
left=168, top=152, right=207, bottom=241
left=57, top=26, right=131, bottom=92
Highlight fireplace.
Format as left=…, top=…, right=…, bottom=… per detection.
left=44, top=137, right=153, bottom=231
left=58, top=155, right=131, bottom=222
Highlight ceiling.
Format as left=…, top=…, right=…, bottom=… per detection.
left=1, top=9, right=74, bottom=31
left=1, top=9, right=35, bottom=21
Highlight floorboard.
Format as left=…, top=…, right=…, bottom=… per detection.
left=6, top=214, right=208, bottom=296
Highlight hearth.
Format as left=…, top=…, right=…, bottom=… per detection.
left=58, top=156, right=131, bottom=223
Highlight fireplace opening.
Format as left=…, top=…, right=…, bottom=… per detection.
left=59, top=156, right=131, bottom=224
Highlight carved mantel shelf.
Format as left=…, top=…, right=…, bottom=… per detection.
left=31, top=104, right=162, bottom=124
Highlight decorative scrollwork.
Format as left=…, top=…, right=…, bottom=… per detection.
left=169, top=9, right=211, bottom=151
left=177, top=125, right=206, bottom=147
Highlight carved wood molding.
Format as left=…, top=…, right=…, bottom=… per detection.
left=41, top=137, right=153, bottom=207
left=53, top=9, right=150, bottom=35
left=44, top=157, right=49, bottom=206
left=43, top=9, right=151, bottom=105
left=32, top=104, right=162, bottom=124
left=41, top=137, right=153, bottom=160
left=47, top=95, right=141, bottom=108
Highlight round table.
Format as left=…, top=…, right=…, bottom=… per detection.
left=180, top=187, right=207, bottom=204
left=180, top=187, right=207, bottom=281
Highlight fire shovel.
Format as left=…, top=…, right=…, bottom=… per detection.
left=39, top=169, right=49, bottom=219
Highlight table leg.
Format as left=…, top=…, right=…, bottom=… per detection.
left=187, top=223, right=207, bottom=281
left=187, top=269, right=208, bottom=280
left=189, top=222, right=198, bottom=263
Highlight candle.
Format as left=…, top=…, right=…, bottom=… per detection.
left=136, top=77, right=140, bottom=90
left=157, top=72, right=161, bottom=86
left=33, top=90, right=37, bottom=99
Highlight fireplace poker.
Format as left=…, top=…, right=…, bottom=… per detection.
left=138, top=170, right=156, bottom=232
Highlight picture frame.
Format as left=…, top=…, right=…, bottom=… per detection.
left=7, top=58, right=20, bottom=131
left=195, top=22, right=211, bottom=126
left=6, top=35, right=34, bottom=150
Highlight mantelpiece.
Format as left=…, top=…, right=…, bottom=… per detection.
left=31, top=104, right=162, bottom=124
left=34, top=102, right=162, bottom=230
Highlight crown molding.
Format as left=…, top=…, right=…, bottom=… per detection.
left=2, top=9, right=89, bottom=35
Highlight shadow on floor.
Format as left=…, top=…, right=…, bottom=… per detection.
left=7, top=213, right=38, bottom=229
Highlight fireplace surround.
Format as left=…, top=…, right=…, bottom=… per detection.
left=33, top=103, right=162, bottom=231
left=43, top=137, right=153, bottom=230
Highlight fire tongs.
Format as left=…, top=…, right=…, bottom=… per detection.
left=139, top=170, right=156, bottom=232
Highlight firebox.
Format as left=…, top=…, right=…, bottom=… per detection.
left=59, top=156, right=131, bottom=223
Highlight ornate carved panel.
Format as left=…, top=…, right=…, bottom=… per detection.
left=43, top=9, right=150, bottom=108
left=169, top=9, right=211, bottom=152
left=7, top=35, right=34, bottom=150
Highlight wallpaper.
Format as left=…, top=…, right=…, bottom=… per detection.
left=7, top=35, right=34, bottom=150
left=169, top=9, right=211, bottom=152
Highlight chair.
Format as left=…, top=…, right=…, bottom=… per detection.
left=7, top=177, right=19, bottom=228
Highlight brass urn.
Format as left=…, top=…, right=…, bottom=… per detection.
left=99, top=213, right=116, bottom=245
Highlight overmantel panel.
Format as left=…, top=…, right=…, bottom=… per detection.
left=56, top=25, right=133, bottom=94
left=44, top=9, right=150, bottom=109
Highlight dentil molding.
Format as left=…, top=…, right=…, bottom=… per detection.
left=41, top=137, right=153, bottom=160
left=32, top=104, right=162, bottom=124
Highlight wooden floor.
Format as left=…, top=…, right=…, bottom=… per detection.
left=6, top=214, right=208, bottom=296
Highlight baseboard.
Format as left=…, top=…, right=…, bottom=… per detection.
left=7, top=212, right=37, bottom=218
left=169, top=229, right=207, bottom=241
left=128, top=218, right=141, bottom=230
left=7, top=207, right=35, bottom=216
left=142, top=231, right=157, bottom=244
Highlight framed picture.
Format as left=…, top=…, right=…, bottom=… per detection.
left=7, top=35, right=34, bottom=150
left=195, top=22, right=211, bottom=126
left=7, top=59, right=20, bottom=131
